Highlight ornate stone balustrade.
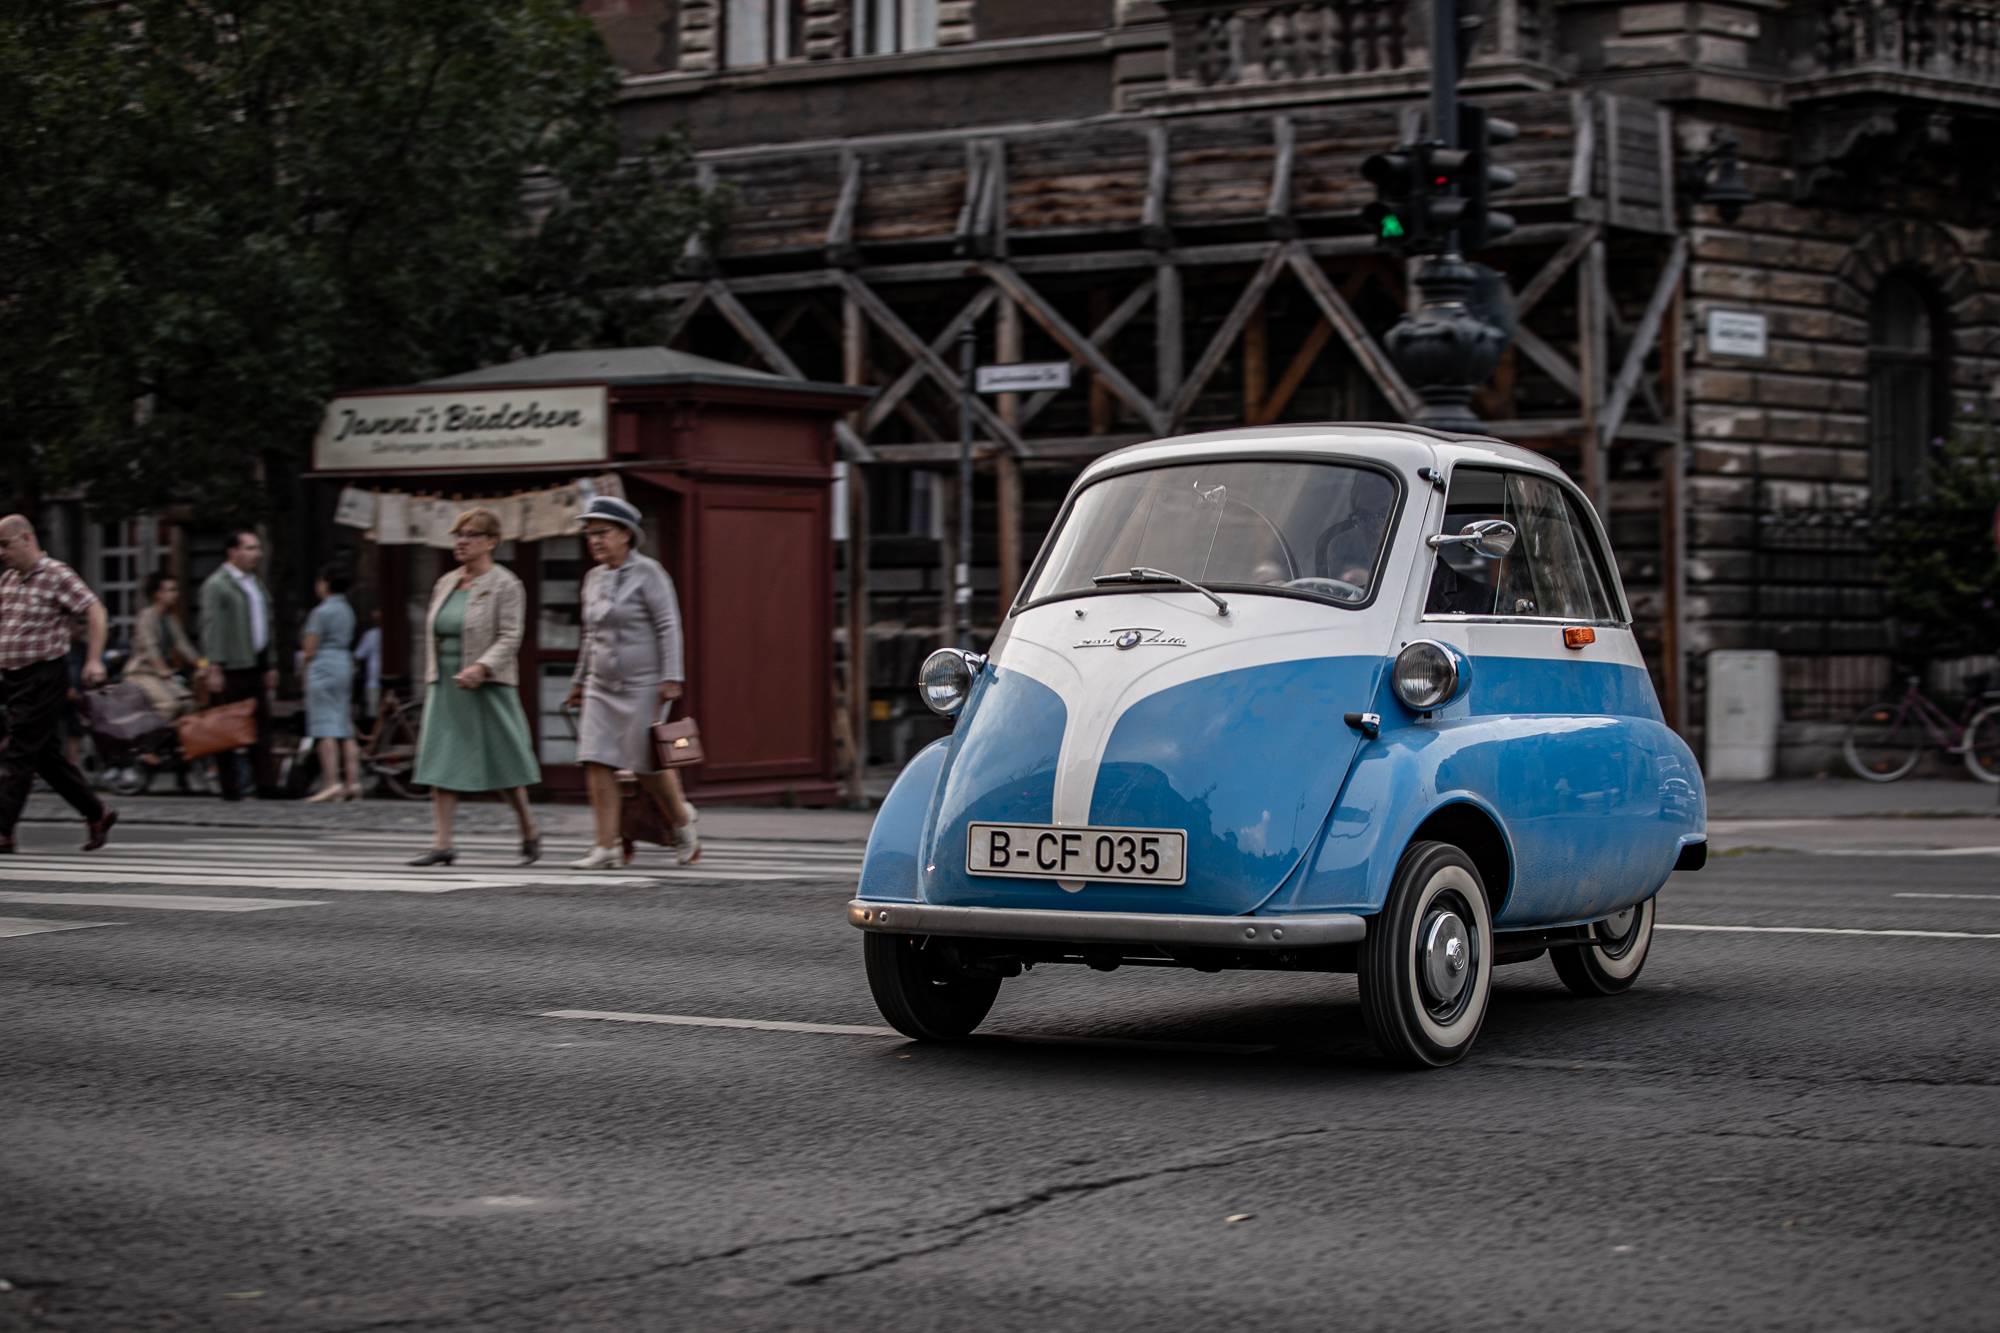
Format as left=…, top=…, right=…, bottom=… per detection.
left=1179, top=1, right=1411, bottom=86
left=1793, top=0, right=2000, bottom=103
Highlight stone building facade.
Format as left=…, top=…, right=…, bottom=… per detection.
left=584, top=0, right=2000, bottom=778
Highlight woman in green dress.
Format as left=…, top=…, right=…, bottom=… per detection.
left=408, top=507, right=543, bottom=866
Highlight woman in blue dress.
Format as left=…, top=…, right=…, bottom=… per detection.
left=301, top=563, right=360, bottom=802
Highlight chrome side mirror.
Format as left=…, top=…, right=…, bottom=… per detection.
left=1427, top=518, right=1517, bottom=560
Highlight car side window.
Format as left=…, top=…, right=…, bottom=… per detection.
left=1424, top=469, right=1618, bottom=621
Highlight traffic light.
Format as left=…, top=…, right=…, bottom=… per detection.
left=1455, top=105, right=1518, bottom=251
left=1361, top=143, right=1430, bottom=251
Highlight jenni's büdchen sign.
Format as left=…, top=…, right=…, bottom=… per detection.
left=312, top=385, right=608, bottom=471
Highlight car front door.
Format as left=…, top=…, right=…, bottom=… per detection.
left=1417, top=466, right=1688, bottom=926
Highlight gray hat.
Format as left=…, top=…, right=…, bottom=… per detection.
left=579, top=494, right=643, bottom=533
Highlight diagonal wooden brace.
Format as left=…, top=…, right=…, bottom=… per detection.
left=981, top=262, right=1169, bottom=436
left=1169, top=244, right=1290, bottom=427
left=1598, top=235, right=1689, bottom=453
left=1282, top=244, right=1421, bottom=420
left=862, top=287, right=1000, bottom=436
left=837, top=271, right=1027, bottom=456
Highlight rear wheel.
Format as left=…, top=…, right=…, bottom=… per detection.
left=1843, top=701, right=1924, bottom=782
left=864, top=933, right=1001, bottom=1042
left=1551, top=898, right=1656, bottom=996
left=1358, top=841, right=1493, bottom=1068
left=1963, top=704, right=2000, bottom=784
left=104, top=765, right=153, bottom=796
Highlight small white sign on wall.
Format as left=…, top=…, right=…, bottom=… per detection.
left=1706, top=309, right=1769, bottom=359
left=976, top=362, right=1072, bottom=393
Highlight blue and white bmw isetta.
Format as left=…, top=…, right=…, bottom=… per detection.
left=848, top=424, right=1706, bottom=1067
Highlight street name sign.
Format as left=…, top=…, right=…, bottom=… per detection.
left=975, top=362, right=1072, bottom=394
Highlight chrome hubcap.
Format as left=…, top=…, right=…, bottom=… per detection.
left=1420, top=909, right=1470, bottom=1005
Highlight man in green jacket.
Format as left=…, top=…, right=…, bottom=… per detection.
left=199, top=530, right=278, bottom=801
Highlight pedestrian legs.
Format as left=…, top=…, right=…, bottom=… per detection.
left=0, top=658, right=106, bottom=837
left=216, top=667, right=273, bottom=800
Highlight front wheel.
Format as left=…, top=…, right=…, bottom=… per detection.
left=1358, top=841, right=1493, bottom=1068
left=1552, top=898, right=1656, bottom=996
left=864, top=933, right=1001, bottom=1042
left=1963, top=704, right=2000, bottom=784
left=1843, top=701, right=1924, bottom=782
left=104, top=765, right=153, bottom=796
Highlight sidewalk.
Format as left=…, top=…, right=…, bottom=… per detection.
left=19, top=792, right=879, bottom=844
left=1706, top=777, right=1999, bottom=820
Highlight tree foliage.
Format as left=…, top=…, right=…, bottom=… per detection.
left=1872, top=423, right=2000, bottom=662
left=0, top=0, right=726, bottom=522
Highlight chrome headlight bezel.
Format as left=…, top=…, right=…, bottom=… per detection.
left=918, top=648, right=985, bottom=716
left=1392, top=639, right=1467, bottom=712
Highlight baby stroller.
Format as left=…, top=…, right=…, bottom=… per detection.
left=78, top=682, right=211, bottom=796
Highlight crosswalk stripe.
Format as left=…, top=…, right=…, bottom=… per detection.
left=0, top=892, right=320, bottom=912
left=0, top=917, right=118, bottom=938
left=0, top=832, right=864, bottom=892
left=539, top=1009, right=1275, bottom=1054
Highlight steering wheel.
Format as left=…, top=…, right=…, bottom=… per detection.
left=1285, top=576, right=1366, bottom=602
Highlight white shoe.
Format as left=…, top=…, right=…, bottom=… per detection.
left=674, top=803, right=701, bottom=866
left=569, top=845, right=623, bottom=870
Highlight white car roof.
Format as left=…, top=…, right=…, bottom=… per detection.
left=1077, top=424, right=1568, bottom=487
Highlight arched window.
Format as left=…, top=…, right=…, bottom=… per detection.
left=1867, top=273, right=1945, bottom=504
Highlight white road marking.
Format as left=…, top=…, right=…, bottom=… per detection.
left=0, top=917, right=118, bottom=938
left=1805, top=847, right=2000, bottom=857
left=538, top=1010, right=1273, bottom=1054
left=0, top=892, right=319, bottom=912
left=0, top=833, right=861, bottom=892
left=1894, top=893, right=2000, bottom=900
left=1660, top=923, right=2000, bottom=940
left=542, top=1010, right=900, bottom=1037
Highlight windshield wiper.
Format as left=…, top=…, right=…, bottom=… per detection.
left=1092, top=566, right=1230, bottom=616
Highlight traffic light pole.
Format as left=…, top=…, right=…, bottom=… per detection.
left=1378, top=0, right=1509, bottom=431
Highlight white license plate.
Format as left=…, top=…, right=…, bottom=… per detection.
left=967, top=822, right=1187, bottom=886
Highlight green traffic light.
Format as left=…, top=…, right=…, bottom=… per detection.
left=1381, top=215, right=1406, bottom=238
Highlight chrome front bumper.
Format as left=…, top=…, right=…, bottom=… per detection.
left=846, top=900, right=1367, bottom=949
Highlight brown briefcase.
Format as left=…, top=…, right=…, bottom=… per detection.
left=650, top=708, right=705, bottom=770
left=173, top=698, right=258, bottom=760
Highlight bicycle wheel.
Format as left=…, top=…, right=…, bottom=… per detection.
left=1843, top=700, right=1925, bottom=782
left=1964, top=704, right=2000, bottom=784
left=371, top=702, right=431, bottom=801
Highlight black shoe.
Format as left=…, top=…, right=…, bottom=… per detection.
left=407, top=848, right=457, bottom=867
left=83, top=808, right=118, bottom=852
left=517, top=835, right=542, bottom=867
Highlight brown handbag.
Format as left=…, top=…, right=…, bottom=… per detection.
left=650, top=704, right=705, bottom=770
left=173, top=697, right=258, bottom=760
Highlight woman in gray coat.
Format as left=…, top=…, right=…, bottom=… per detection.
left=562, top=495, right=699, bottom=868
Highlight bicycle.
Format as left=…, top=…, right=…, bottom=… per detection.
left=357, top=679, right=428, bottom=800
left=1842, top=671, right=2000, bottom=783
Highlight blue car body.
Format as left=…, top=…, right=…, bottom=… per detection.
left=855, top=425, right=1704, bottom=946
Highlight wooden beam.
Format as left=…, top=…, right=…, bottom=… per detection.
left=843, top=461, right=870, bottom=806
left=1282, top=244, right=1422, bottom=420
left=826, top=151, right=863, bottom=268
left=1170, top=244, right=1289, bottom=427
left=1251, top=318, right=1332, bottom=426
left=1599, top=235, right=1689, bottom=455
left=983, top=261, right=1168, bottom=435
left=1242, top=296, right=1269, bottom=422
left=1155, top=262, right=1183, bottom=409
left=1512, top=323, right=1583, bottom=399
left=1019, top=277, right=1155, bottom=429
left=1264, top=115, right=1297, bottom=239
left=707, top=281, right=874, bottom=460
left=1577, top=238, right=1609, bottom=515
left=663, top=282, right=714, bottom=346
left=996, top=451, right=1022, bottom=613
left=1514, top=224, right=1598, bottom=320
left=954, top=139, right=988, bottom=256
left=1141, top=122, right=1171, bottom=249
left=837, top=271, right=1026, bottom=455
left=1660, top=274, right=1687, bottom=736
left=860, top=286, right=999, bottom=436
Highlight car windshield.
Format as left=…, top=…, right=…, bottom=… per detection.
left=1024, top=461, right=1400, bottom=608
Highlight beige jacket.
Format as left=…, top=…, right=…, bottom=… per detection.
left=424, top=564, right=525, bottom=687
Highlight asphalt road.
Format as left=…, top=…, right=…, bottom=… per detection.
left=3, top=819, right=1997, bottom=1332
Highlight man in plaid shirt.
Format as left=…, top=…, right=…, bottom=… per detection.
left=0, top=514, right=116, bottom=853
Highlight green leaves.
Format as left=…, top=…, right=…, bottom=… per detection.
left=1871, top=425, right=2000, bottom=663
left=0, top=0, right=724, bottom=523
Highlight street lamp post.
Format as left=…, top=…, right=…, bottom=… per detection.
left=957, top=325, right=975, bottom=650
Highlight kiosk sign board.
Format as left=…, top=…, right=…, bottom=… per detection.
left=313, top=385, right=608, bottom=471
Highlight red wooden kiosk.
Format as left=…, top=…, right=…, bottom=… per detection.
left=310, top=347, right=870, bottom=805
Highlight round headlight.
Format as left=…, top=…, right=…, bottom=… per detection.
left=1393, top=640, right=1459, bottom=711
left=919, top=648, right=979, bottom=716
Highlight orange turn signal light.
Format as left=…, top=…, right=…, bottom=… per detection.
left=1563, top=627, right=1596, bottom=650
